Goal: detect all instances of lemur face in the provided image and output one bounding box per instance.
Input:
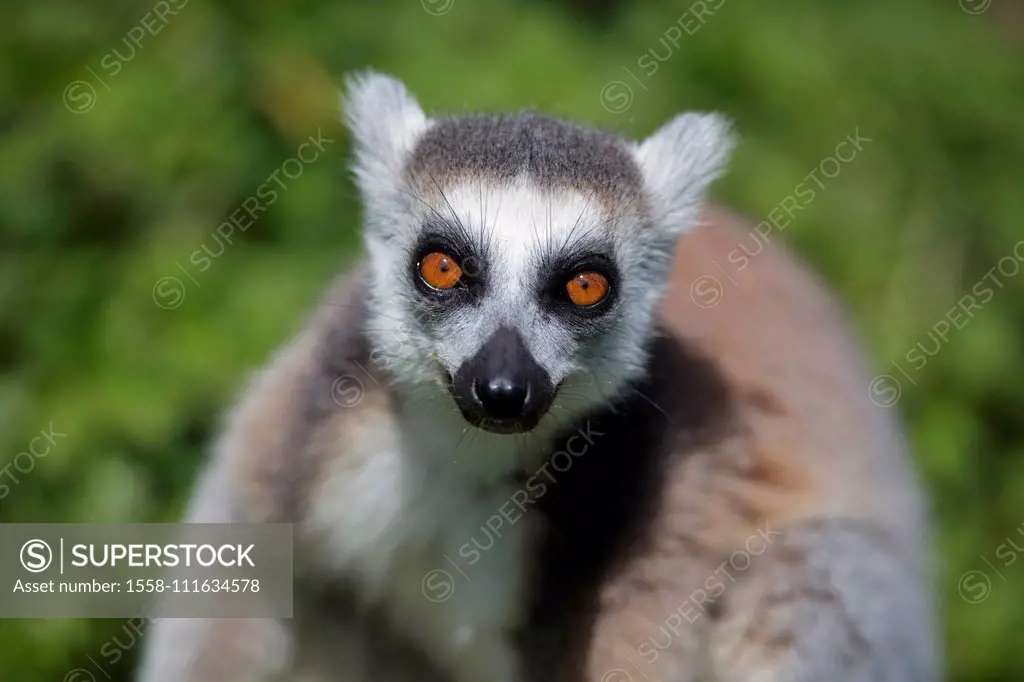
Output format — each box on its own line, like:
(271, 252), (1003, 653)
(344, 73), (732, 434)
(403, 177), (629, 434)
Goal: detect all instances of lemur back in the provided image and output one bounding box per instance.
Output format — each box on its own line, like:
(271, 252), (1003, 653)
(136, 74), (938, 682)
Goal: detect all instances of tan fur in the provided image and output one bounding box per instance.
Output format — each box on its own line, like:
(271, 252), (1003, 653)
(666, 205), (923, 550)
(584, 204), (930, 681)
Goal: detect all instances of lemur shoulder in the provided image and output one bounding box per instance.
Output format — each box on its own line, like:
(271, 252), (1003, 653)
(137, 72), (939, 682)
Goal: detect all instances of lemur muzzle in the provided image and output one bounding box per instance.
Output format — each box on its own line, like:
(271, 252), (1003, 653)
(450, 326), (554, 433)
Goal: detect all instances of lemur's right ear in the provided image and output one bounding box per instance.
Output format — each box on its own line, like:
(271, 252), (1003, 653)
(341, 71), (429, 205)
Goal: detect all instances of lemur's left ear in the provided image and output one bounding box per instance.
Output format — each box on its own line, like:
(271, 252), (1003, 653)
(634, 112), (734, 236)
(341, 71), (429, 204)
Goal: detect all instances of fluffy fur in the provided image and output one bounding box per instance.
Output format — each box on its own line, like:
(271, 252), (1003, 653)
(135, 71), (938, 682)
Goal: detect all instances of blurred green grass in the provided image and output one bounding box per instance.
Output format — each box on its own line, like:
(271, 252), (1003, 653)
(1, 0), (1022, 679)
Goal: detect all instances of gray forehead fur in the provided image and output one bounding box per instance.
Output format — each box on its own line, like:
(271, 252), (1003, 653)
(405, 112), (644, 201)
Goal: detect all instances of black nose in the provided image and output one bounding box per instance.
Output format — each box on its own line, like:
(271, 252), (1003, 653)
(473, 376), (529, 420)
(451, 326), (555, 433)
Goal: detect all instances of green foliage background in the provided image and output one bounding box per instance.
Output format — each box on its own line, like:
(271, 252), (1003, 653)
(1, 0), (1022, 679)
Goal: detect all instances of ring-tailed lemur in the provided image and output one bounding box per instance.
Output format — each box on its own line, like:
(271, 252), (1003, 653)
(136, 72), (939, 682)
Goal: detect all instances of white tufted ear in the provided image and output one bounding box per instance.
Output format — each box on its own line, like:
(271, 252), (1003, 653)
(634, 112), (735, 237)
(341, 71), (430, 207)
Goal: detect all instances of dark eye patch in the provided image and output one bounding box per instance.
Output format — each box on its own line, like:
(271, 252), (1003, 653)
(536, 250), (620, 325)
(409, 218), (487, 304)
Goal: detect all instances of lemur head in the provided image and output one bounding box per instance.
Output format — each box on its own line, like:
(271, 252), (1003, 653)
(343, 71), (733, 437)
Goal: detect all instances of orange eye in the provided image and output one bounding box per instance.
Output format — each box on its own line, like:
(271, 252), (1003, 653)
(566, 271), (609, 307)
(419, 251), (463, 289)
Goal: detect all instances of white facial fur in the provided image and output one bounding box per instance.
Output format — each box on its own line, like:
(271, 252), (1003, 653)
(342, 71), (734, 450)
